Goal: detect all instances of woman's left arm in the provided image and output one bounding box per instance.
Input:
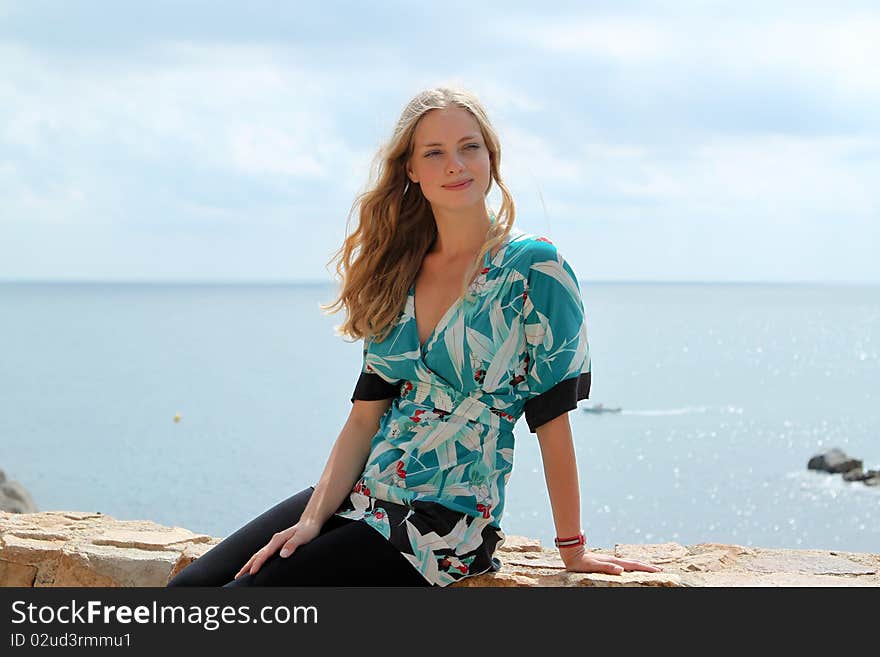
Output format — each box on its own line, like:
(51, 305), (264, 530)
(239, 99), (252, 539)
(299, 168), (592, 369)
(536, 412), (664, 576)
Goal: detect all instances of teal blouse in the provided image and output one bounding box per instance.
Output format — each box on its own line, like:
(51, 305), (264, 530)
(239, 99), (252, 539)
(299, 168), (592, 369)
(337, 227), (591, 586)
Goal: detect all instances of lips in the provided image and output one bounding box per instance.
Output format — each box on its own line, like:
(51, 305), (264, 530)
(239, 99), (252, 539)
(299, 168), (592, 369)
(443, 179), (473, 190)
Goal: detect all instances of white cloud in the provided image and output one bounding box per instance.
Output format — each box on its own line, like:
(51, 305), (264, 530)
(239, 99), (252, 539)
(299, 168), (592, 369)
(0, 41), (367, 184)
(499, 123), (587, 186)
(498, 12), (880, 99)
(691, 16), (880, 98)
(501, 18), (670, 60)
(1, 5), (878, 281)
(688, 134), (878, 217)
(503, 132), (878, 225)
(227, 125), (325, 177)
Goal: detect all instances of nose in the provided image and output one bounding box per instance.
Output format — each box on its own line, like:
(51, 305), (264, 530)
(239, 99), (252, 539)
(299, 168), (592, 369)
(445, 153), (465, 173)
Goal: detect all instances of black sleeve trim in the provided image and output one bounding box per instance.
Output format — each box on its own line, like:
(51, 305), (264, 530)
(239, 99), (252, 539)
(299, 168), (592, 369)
(350, 372), (401, 403)
(524, 372), (591, 433)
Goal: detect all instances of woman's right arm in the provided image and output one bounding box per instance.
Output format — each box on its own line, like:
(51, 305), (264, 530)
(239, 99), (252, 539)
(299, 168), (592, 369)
(298, 397), (394, 527)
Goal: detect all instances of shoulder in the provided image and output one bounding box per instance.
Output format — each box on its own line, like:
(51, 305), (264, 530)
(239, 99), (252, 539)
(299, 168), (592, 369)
(503, 230), (566, 273)
(509, 232), (584, 308)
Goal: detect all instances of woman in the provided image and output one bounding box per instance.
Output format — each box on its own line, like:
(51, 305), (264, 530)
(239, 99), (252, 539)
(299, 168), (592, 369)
(167, 86), (661, 587)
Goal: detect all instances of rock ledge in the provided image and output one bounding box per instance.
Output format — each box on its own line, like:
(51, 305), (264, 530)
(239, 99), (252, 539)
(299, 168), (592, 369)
(2, 511), (878, 587)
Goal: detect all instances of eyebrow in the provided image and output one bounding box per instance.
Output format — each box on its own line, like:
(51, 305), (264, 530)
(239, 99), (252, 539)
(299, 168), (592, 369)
(420, 134), (480, 148)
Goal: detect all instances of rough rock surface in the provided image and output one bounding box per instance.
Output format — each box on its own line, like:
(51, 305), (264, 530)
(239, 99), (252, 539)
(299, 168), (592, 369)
(1, 511), (878, 587)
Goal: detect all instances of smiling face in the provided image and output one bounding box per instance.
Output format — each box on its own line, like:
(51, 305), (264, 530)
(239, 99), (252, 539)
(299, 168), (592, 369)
(406, 106), (491, 212)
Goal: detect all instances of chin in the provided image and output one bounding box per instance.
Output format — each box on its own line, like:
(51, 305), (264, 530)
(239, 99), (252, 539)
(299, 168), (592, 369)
(432, 199), (483, 213)
(434, 191), (483, 205)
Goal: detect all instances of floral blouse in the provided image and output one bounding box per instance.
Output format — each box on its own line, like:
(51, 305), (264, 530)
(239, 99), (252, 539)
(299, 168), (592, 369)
(335, 227), (591, 586)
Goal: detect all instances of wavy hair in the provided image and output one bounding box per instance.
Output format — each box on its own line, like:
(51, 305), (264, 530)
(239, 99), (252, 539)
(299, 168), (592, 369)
(321, 86), (517, 343)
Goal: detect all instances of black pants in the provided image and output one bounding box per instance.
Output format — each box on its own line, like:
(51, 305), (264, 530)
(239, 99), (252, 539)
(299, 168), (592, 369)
(166, 486), (431, 587)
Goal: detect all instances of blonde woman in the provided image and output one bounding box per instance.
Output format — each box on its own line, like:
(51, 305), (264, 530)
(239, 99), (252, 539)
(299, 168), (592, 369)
(167, 86), (661, 587)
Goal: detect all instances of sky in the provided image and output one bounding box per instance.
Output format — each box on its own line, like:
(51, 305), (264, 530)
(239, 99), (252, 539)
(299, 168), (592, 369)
(1, 1), (878, 283)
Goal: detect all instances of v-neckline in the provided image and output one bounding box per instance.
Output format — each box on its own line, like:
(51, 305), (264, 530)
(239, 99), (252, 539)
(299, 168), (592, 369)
(410, 245), (496, 354)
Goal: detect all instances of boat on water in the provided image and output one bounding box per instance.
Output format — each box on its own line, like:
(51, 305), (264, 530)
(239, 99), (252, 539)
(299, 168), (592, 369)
(582, 403), (622, 414)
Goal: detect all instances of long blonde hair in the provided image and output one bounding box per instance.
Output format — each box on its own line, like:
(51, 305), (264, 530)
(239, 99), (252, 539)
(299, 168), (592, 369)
(321, 86), (517, 343)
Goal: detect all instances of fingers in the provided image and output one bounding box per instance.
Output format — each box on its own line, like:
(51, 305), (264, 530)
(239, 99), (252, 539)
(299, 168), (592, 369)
(601, 561), (625, 575)
(564, 552), (666, 576)
(234, 554), (256, 580)
(233, 528), (300, 580)
(236, 549), (270, 579)
(591, 555), (664, 574)
(278, 525), (304, 558)
(615, 559), (663, 573)
(249, 553), (268, 577)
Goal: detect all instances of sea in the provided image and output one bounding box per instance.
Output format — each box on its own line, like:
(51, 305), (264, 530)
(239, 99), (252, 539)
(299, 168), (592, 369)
(1, 281), (877, 554)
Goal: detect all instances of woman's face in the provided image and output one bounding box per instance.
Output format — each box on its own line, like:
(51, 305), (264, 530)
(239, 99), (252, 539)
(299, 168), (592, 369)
(406, 107), (491, 212)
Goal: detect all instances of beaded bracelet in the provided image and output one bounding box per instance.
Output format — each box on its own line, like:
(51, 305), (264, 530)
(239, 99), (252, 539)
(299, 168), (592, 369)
(554, 531), (586, 548)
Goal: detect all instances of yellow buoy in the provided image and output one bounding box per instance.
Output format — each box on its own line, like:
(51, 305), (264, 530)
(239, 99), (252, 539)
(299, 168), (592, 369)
(173, 413), (181, 423)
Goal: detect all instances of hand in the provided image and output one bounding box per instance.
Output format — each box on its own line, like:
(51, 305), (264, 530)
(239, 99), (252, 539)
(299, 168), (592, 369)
(233, 518), (322, 580)
(560, 547), (663, 576)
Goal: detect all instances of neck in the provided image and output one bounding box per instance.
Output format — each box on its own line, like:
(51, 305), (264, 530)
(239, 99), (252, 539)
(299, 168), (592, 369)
(428, 205), (493, 259)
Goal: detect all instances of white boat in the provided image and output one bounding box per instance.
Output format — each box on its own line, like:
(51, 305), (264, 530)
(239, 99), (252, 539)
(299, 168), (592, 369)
(582, 403), (622, 414)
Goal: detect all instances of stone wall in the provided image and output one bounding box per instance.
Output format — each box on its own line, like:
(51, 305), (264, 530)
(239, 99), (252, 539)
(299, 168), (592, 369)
(1, 510), (878, 587)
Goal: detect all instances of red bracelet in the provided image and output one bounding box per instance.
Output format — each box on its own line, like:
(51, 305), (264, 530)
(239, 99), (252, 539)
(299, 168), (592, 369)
(554, 531), (586, 548)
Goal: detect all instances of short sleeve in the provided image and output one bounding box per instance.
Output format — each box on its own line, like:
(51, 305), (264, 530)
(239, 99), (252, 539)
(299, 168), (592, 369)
(350, 335), (402, 403)
(521, 242), (591, 432)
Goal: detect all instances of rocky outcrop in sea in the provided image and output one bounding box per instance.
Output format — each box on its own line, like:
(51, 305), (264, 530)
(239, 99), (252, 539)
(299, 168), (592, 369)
(0, 469), (37, 514)
(808, 448), (880, 486)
